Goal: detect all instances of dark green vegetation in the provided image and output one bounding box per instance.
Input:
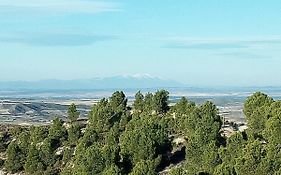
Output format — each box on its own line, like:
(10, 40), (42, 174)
(0, 91), (280, 174)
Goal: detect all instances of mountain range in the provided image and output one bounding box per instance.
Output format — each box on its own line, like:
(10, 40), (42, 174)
(0, 75), (185, 90)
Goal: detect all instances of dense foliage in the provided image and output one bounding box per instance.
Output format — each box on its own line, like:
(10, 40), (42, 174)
(0, 91), (280, 174)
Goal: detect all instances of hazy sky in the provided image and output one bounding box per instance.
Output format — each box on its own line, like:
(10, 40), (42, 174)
(0, 0), (281, 86)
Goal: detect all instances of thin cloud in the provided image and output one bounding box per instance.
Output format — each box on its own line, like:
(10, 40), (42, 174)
(163, 37), (281, 50)
(0, 0), (121, 15)
(163, 42), (247, 50)
(214, 52), (271, 60)
(243, 39), (281, 45)
(0, 33), (116, 46)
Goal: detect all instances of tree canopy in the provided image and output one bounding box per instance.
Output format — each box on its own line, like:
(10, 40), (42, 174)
(1, 91), (281, 175)
(67, 103), (80, 122)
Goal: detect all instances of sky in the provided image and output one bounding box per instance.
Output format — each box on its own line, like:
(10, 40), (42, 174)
(0, 0), (281, 87)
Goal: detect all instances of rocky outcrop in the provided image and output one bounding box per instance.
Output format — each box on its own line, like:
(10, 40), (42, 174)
(0, 170), (25, 175)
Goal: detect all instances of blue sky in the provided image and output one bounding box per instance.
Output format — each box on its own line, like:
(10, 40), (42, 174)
(0, 0), (281, 86)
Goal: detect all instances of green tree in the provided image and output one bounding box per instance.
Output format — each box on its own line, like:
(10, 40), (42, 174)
(153, 90), (169, 114)
(73, 143), (106, 175)
(184, 102), (222, 174)
(244, 92), (273, 118)
(102, 125), (121, 166)
(130, 159), (159, 175)
(260, 113), (281, 174)
(18, 131), (30, 155)
(144, 93), (154, 112)
(39, 138), (58, 168)
(184, 102), (222, 144)
(171, 97), (196, 134)
(133, 91), (145, 112)
(89, 98), (114, 132)
(89, 92), (129, 133)
(263, 114), (281, 145)
(109, 91), (127, 111)
(5, 142), (24, 173)
(68, 103), (80, 122)
(168, 167), (186, 175)
(77, 126), (99, 149)
(120, 128), (155, 168)
(172, 97), (195, 116)
(120, 115), (169, 172)
(102, 164), (122, 175)
(62, 147), (74, 166)
(24, 145), (45, 175)
(185, 140), (221, 174)
(30, 126), (48, 144)
(67, 123), (82, 146)
(234, 140), (266, 175)
(218, 132), (247, 168)
(214, 163), (236, 175)
(244, 92), (273, 137)
(48, 117), (67, 142)
(270, 101), (281, 117)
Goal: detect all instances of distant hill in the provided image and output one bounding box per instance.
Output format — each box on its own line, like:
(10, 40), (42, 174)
(0, 75), (185, 90)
